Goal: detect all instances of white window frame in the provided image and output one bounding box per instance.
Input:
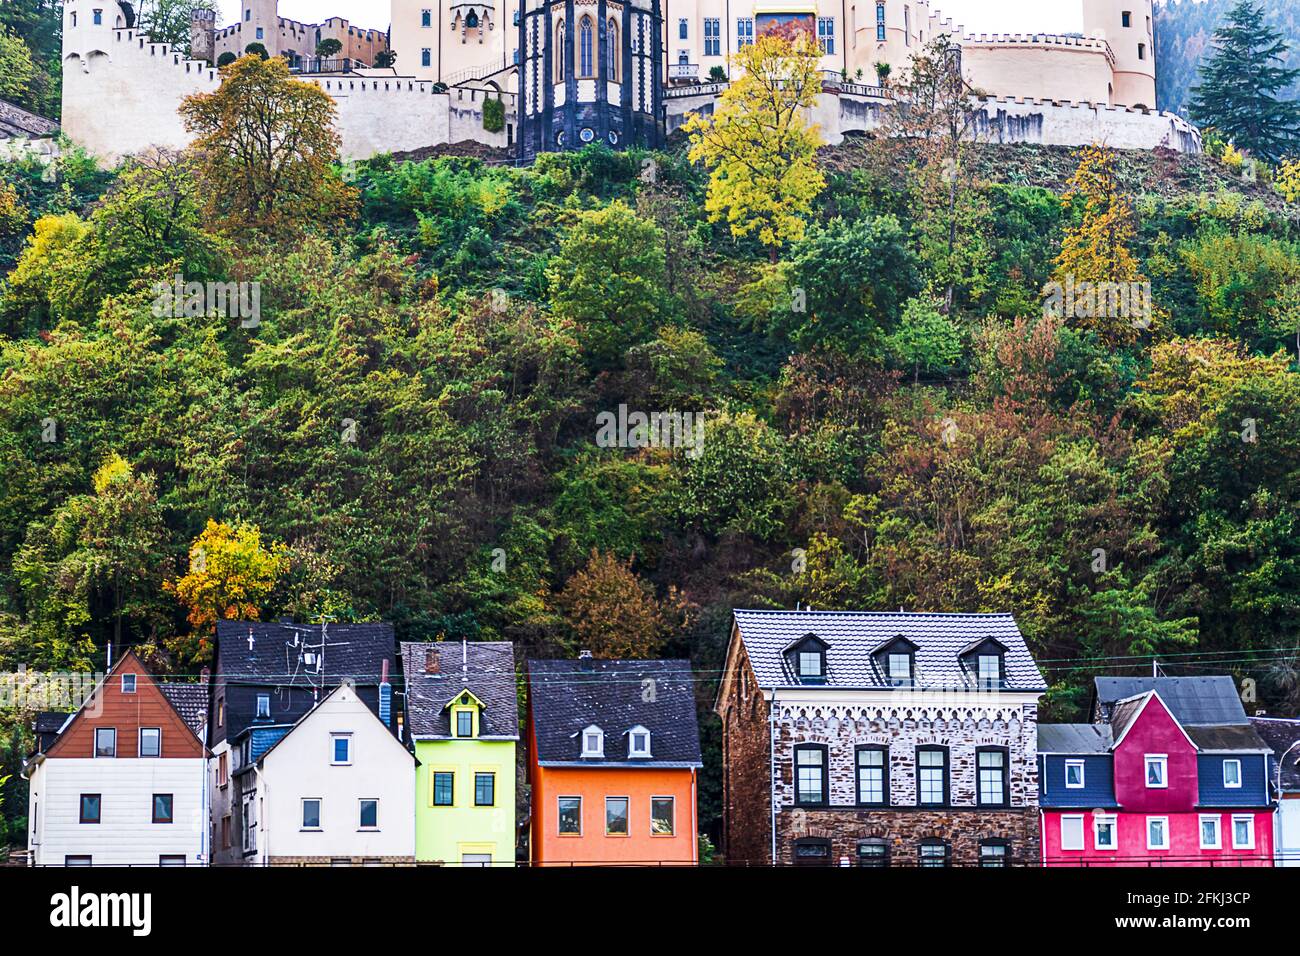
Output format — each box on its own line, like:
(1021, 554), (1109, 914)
(1144, 754), (1168, 789)
(301, 797), (322, 831)
(581, 725), (604, 758)
(1093, 814), (1117, 851)
(1060, 814), (1085, 851)
(1199, 814), (1221, 850)
(628, 725), (652, 758)
(1231, 814), (1255, 850)
(1146, 815), (1170, 850)
(121, 673), (137, 694)
(330, 733), (352, 765)
(1223, 758), (1242, 789)
(358, 798), (379, 831)
(256, 693), (271, 719)
(1064, 759), (1085, 789)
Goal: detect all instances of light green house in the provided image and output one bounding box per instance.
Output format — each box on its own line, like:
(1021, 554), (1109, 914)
(401, 641), (519, 866)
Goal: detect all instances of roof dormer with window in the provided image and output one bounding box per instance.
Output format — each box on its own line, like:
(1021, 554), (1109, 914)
(872, 636), (918, 688)
(959, 638), (1008, 690)
(627, 725), (652, 758)
(580, 724), (604, 758)
(447, 689), (485, 739)
(785, 634), (829, 685)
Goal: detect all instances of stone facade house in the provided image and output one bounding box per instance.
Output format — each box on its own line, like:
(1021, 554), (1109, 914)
(715, 609), (1046, 866)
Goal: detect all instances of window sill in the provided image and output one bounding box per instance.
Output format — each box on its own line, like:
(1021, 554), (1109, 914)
(300, 828), (323, 833)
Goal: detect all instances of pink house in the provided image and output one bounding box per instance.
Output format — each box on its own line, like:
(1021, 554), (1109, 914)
(1040, 678), (1274, 867)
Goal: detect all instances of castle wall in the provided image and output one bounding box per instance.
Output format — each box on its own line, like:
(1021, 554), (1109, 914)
(961, 41), (1114, 106)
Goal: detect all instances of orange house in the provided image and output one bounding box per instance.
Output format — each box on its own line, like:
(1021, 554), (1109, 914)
(526, 655), (702, 866)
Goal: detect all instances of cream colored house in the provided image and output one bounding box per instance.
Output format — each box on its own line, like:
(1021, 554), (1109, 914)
(237, 680), (416, 866)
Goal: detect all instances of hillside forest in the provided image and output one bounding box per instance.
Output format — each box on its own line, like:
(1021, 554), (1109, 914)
(3, 23), (1300, 848)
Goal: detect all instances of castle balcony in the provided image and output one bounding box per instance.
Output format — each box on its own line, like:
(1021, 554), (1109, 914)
(291, 56), (365, 75)
(668, 62), (699, 82)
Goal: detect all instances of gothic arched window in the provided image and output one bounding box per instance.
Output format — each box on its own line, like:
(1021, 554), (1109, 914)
(579, 16), (593, 78)
(607, 18), (619, 76)
(466, 10), (479, 29)
(555, 19), (566, 81)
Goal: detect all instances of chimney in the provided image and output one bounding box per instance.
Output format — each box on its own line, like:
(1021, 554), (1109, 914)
(424, 646), (440, 674)
(578, 649), (593, 670)
(199, 666), (211, 685)
(379, 659), (392, 728)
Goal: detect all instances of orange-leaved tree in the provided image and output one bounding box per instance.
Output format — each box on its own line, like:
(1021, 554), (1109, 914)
(179, 54), (357, 237)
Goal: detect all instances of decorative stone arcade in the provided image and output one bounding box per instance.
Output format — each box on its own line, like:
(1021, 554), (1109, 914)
(517, 0), (663, 160)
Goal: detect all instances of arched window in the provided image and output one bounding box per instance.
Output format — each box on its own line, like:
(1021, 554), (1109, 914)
(607, 19), (619, 76)
(579, 16), (593, 78)
(555, 19), (565, 81)
(466, 10), (479, 29)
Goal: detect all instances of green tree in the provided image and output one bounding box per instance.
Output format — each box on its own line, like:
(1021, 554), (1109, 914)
(547, 200), (666, 367)
(776, 215), (922, 356)
(0, 29), (37, 102)
(1189, 0), (1300, 162)
(887, 296), (964, 382)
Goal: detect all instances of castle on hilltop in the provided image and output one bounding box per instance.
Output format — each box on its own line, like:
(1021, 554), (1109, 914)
(59, 0), (1199, 166)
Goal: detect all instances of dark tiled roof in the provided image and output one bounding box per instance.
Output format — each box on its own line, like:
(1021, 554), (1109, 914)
(215, 621), (394, 686)
(0, 99), (58, 138)
(159, 683), (208, 735)
(1251, 717), (1300, 791)
(527, 658), (702, 767)
(1038, 723), (1112, 753)
(1110, 693), (1150, 743)
(731, 609), (1046, 691)
(400, 641), (519, 739)
(35, 711), (72, 734)
(1186, 724), (1271, 753)
(1095, 677), (1248, 726)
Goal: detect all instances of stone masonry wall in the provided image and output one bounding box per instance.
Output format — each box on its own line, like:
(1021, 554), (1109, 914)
(716, 640), (773, 865)
(772, 701), (1041, 865)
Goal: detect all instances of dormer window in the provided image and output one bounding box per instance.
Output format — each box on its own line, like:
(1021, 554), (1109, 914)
(873, 636), (918, 688)
(959, 638), (1007, 690)
(786, 634), (828, 685)
(449, 691), (482, 738)
(581, 725), (604, 757)
(628, 725), (651, 758)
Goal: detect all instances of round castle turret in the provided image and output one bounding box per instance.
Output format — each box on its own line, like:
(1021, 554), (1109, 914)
(1083, 0), (1157, 109)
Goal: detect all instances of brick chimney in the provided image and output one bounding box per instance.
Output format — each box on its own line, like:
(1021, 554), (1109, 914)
(424, 646), (440, 674)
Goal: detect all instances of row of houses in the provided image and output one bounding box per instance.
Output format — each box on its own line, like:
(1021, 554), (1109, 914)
(23, 610), (1300, 866)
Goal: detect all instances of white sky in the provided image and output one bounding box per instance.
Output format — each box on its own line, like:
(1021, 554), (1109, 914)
(214, 0), (1085, 34)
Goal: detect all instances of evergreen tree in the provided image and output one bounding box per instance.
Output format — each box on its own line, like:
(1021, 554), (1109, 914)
(1188, 0), (1300, 161)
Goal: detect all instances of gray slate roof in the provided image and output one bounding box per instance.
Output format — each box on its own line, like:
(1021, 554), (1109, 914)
(0, 99), (58, 138)
(159, 683), (208, 735)
(731, 609), (1046, 691)
(527, 658), (702, 767)
(215, 621), (394, 686)
(1186, 723), (1271, 753)
(1251, 717), (1300, 791)
(1095, 677), (1248, 726)
(400, 641), (519, 739)
(1038, 723), (1112, 753)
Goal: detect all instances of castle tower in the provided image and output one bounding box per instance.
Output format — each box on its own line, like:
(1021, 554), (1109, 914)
(1083, 0), (1157, 108)
(517, 0), (663, 160)
(190, 7), (216, 63)
(242, 0), (281, 57)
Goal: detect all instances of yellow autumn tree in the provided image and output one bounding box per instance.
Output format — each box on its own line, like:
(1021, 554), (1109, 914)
(1050, 145), (1154, 347)
(684, 30), (826, 259)
(167, 519), (288, 659)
